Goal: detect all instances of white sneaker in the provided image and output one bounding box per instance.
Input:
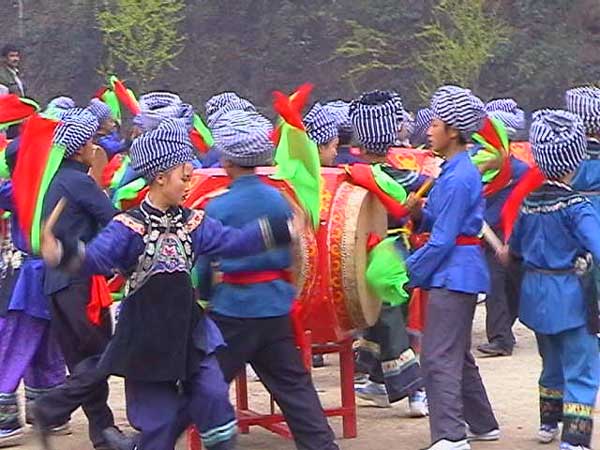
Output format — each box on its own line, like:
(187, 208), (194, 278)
(559, 442), (591, 450)
(466, 427), (500, 442)
(538, 424), (560, 443)
(50, 422), (72, 436)
(425, 439), (471, 450)
(0, 427), (24, 447)
(246, 365), (260, 382)
(355, 381), (391, 408)
(408, 390), (429, 417)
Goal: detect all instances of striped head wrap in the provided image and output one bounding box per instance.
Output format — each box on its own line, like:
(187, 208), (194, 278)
(304, 102), (338, 145)
(86, 98), (113, 124)
(133, 92), (194, 133)
(431, 85), (485, 139)
(212, 110), (274, 167)
(205, 92), (240, 117)
(349, 90), (404, 155)
(323, 100), (352, 135)
(47, 96), (75, 112)
(53, 108), (99, 158)
(45, 96), (76, 120)
(530, 109), (586, 179)
(565, 86), (600, 136)
(410, 108), (434, 147)
(130, 118), (194, 179)
(206, 92), (256, 128)
(485, 98), (525, 137)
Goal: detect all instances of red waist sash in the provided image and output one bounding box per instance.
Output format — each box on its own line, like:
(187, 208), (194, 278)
(220, 270), (292, 285)
(455, 235), (482, 246)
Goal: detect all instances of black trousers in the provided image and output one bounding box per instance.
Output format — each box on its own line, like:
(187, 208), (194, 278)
(212, 313), (339, 450)
(36, 281), (114, 448)
(484, 244), (522, 349)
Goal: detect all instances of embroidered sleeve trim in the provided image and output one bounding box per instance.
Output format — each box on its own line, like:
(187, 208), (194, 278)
(186, 210), (205, 232)
(114, 214), (146, 236)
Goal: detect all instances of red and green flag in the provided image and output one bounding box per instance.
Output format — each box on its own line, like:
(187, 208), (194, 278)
(190, 113), (214, 154)
(471, 116), (512, 197)
(500, 165), (545, 242)
(271, 85), (321, 229)
(0, 134), (9, 179)
(94, 87), (122, 125)
(345, 163), (410, 220)
(0, 94), (39, 128)
(109, 75), (140, 116)
(12, 114), (63, 254)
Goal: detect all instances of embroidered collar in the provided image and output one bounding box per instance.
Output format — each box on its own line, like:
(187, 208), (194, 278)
(523, 180), (585, 214)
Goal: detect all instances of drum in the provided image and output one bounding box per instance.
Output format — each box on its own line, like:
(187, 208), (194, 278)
(185, 167), (387, 342)
(327, 181), (385, 330)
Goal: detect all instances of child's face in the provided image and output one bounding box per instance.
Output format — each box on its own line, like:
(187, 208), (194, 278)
(159, 163), (193, 206)
(428, 118), (455, 154)
(319, 137), (339, 167)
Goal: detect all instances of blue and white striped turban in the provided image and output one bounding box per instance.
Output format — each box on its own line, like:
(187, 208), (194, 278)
(349, 90), (404, 155)
(565, 86), (600, 136)
(485, 98), (525, 137)
(130, 118), (194, 179)
(323, 100), (352, 136)
(410, 108), (434, 147)
(53, 108), (99, 158)
(431, 85), (485, 139)
(133, 92), (194, 133)
(206, 93), (256, 128)
(212, 110), (274, 167)
(304, 102), (338, 145)
(47, 96), (76, 112)
(86, 98), (113, 124)
(205, 92), (240, 117)
(44, 96), (76, 120)
(530, 109), (586, 179)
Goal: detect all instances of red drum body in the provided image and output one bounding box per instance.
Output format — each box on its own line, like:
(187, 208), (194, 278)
(185, 167), (387, 342)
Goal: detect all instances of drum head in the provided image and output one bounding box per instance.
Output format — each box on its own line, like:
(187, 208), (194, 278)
(329, 182), (386, 330)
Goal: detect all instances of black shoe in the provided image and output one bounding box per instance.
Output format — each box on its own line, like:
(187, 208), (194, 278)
(101, 426), (137, 450)
(312, 354), (325, 368)
(29, 403), (54, 450)
(477, 342), (512, 357)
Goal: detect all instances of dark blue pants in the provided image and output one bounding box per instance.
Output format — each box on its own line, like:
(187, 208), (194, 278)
(212, 313), (339, 450)
(125, 355), (236, 450)
(484, 242), (522, 349)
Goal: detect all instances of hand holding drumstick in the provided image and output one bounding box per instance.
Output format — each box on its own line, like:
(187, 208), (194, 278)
(40, 198), (67, 267)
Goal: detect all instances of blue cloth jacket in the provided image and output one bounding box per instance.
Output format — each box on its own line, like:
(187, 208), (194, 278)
(196, 175), (295, 318)
(510, 181), (600, 334)
(0, 182), (51, 319)
(406, 151), (489, 294)
(43, 159), (117, 295)
(572, 139), (600, 214)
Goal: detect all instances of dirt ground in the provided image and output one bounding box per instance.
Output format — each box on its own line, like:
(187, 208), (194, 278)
(16, 305), (600, 450)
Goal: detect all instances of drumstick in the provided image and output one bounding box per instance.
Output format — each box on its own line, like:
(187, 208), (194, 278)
(44, 197), (67, 233)
(414, 177), (434, 199)
(481, 221), (504, 254)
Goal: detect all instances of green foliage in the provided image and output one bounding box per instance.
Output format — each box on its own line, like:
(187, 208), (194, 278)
(416, 0), (511, 101)
(96, 0), (186, 89)
(333, 20), (406, 94)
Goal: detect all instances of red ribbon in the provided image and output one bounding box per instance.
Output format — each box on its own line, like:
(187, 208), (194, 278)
(87, 275), (113, 326)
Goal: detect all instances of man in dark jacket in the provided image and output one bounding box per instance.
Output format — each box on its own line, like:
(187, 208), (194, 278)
(0, 44), (24, 96)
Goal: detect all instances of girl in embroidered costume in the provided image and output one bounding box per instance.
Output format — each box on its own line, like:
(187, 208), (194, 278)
(508, 109), (600, 450)
(39, 118), (295, 450)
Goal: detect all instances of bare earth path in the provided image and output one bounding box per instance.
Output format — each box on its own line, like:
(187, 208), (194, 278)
(18, 305), (600, 450)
